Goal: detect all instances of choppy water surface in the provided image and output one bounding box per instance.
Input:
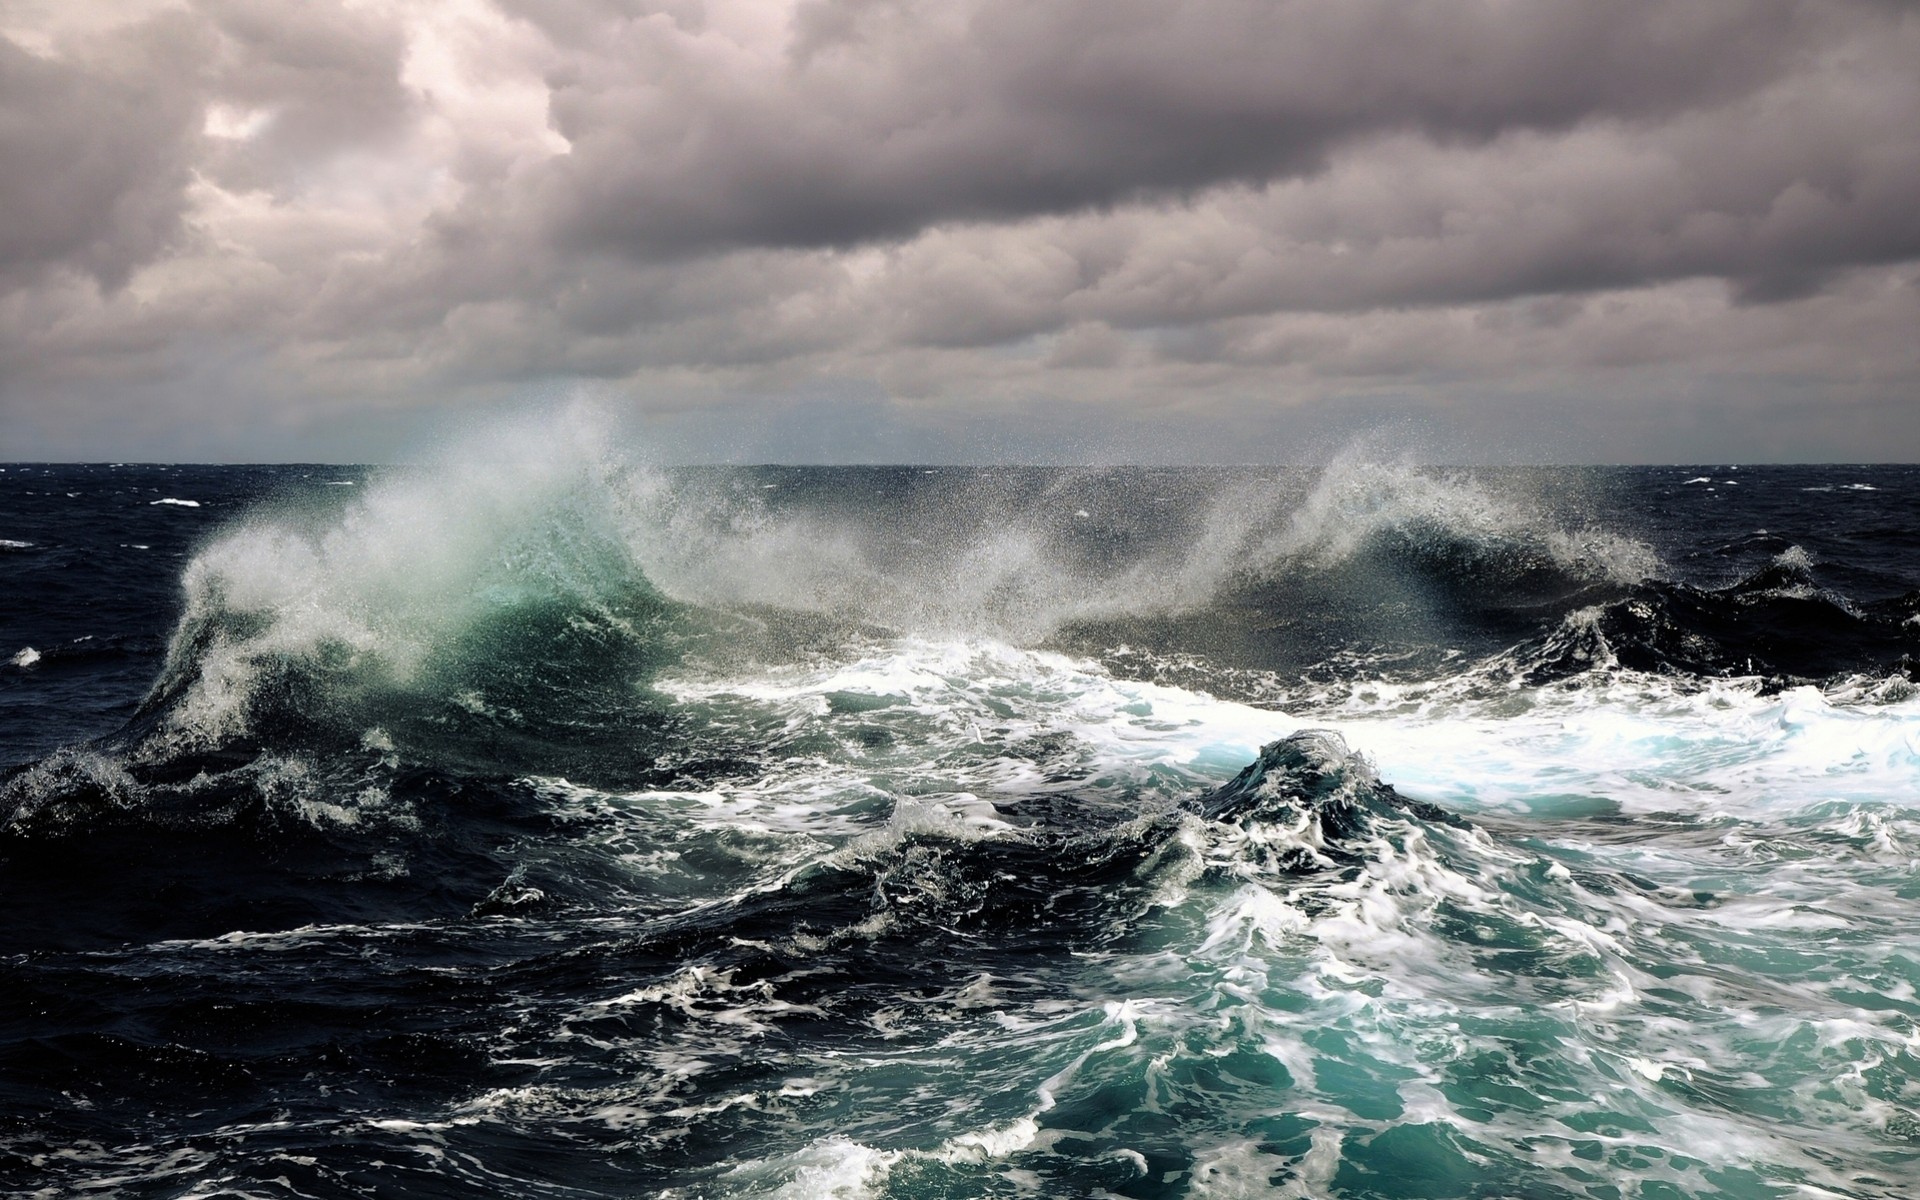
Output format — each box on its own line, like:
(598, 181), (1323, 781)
(3, 442), (1917, 1198)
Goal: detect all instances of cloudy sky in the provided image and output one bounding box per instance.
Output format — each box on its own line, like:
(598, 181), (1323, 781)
(1, 0), (1916, 462)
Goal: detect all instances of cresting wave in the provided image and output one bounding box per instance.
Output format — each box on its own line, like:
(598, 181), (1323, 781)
(1243, 447), (1659, 589)
(143, 434), (668, 757)
(13, 437), (1916, 857)
(124, 432), (1665, 765)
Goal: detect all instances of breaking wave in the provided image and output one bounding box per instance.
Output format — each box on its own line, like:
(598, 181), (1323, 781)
(93, 428), (1666, 783)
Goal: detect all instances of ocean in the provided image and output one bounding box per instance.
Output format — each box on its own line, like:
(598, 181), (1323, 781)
(3, 447), (1918, 1198)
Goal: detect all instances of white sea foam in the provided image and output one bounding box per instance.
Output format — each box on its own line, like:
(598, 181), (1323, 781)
(124, 623), (1901, 1198)
(10, 646), (40, 668)
(1774, 543), (1815, 570)
(653, 638), (1296, 841)
(150, 498), (201, 507)
(1041, 677), (1920, 1199)
(723, 1136), (894, 1199)
(644, 635), (1917, 1187)
(1341, 679), (1920, 824)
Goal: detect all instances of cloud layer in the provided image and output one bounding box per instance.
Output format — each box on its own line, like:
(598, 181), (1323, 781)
(2, 0), (1917, 460)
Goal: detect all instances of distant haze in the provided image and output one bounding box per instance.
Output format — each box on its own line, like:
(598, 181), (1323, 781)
(2, 1), (1917, 463)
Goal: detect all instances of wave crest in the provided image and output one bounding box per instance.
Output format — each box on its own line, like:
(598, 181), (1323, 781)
(144, 422), (672, 759)
(1248, 452), (1659, 591)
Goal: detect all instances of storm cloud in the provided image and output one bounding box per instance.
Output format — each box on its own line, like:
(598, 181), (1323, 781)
(1, 0), (1917, 460)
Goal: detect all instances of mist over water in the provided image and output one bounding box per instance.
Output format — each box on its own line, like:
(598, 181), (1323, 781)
(3, 433), (1918, 1198)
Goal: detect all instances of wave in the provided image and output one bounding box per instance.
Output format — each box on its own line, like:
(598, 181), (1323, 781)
(609, 732), (1444, 975)
(8, 415), (1789, 874)
(1, 721), (1487, 1190)
(9, 586), (1918, 1198)
(1246, 451), (1658, 591)
(19, 424), (1913, 882)
(1056, 456), (1660, 679)
(77, 424), (1661, 773)
(626, 443), (1663, 655)
(138, 421), (678, 773)
(1518, 545), (1920, 687)
(1195, 729), (1461, 843)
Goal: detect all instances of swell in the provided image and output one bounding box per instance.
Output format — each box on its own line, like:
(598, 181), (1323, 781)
(635, 457), (1662, 679)
(22, 719), (1901, 1198)
(1518, 545), (1920, 688)
(16, 448), (1917, 879)
(7, 675), (1917, 1197)
(1039, 457), (1657, 683)
(3, 730), (1460, 1196)
(0, 433), (702, 948)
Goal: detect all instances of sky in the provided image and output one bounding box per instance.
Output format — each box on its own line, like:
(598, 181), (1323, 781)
(1, 0), (1917, 463)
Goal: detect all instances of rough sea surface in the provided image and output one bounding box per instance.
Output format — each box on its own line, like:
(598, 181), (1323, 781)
(4, 442), (1918, 1199)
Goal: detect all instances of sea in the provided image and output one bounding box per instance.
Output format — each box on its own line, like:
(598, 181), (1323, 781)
(3, 439), (1918, 1199)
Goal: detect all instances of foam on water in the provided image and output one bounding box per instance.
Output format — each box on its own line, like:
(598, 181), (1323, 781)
(651, 624), (1920, 850)
(476, 633), (1920, 1195)
(10, 447), (1916, 1197)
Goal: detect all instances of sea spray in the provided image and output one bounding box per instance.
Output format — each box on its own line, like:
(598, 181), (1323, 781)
(145, 417), (669, 754)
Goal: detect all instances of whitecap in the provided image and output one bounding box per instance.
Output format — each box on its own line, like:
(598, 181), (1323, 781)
(723, 1136), (895, 1199)
(150, 498), (201, 507)
(11, 647), (40, 668)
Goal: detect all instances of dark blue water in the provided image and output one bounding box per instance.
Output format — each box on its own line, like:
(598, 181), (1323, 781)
(4, 454), (1918, 1198)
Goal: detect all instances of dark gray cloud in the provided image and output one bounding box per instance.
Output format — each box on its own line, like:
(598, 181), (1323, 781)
(528, 0), (1836, 255)
(1, 0), (1918, 461)
(0, 14), (210, 290)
